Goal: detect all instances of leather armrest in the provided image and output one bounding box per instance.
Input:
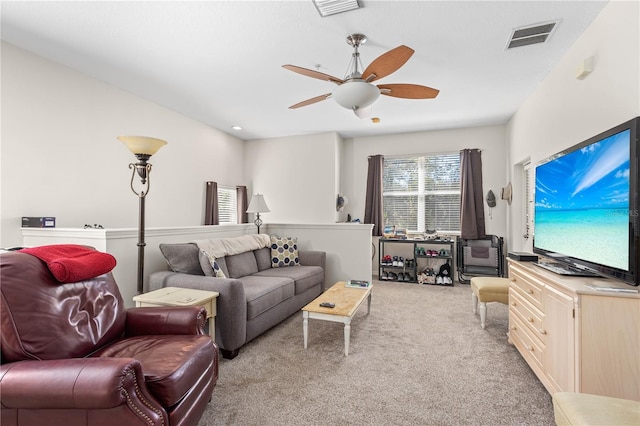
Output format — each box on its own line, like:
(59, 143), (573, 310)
(125, 306), (207, 336)
(0, 358), (160, 412)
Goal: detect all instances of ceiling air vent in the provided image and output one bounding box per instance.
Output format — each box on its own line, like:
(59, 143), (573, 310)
(506, 21), (559, 49)
(312, 0), (360, 17)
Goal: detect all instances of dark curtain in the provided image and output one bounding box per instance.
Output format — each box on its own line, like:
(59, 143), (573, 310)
(204, 181), (219, 225)
(236, 185), (248, 224)
(364, 155), (384, 236)
(460, 149), (486, 239)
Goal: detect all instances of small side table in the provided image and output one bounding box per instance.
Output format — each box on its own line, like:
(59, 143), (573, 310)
(133, 287), (219, 341)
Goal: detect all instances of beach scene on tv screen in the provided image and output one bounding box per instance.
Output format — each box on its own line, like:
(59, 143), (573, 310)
(535, 130), (630, 271)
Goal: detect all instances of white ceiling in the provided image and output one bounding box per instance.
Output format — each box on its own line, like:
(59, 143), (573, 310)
(0, 1), (608, 141)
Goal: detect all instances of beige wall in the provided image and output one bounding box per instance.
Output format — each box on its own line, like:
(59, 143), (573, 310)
(1, 42), (245, 247)
(343, 125), (509, 239)
(244, 132), (343, 224)
(507, 0), (640, 252)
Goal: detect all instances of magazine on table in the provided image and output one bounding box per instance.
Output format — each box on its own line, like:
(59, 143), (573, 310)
(345, 280), (371, 288)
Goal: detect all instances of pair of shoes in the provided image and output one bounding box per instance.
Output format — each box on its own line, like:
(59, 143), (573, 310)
(381, 255), (392, 266)
(438, 249), (450, 257)
(415, 247), (426, 256)
(393, 256), (405, 267)
(380, 271), (388, 280)
(397, 272), (412, 282)
(405, 258), (415, 268)
(388, 272), (398, 281)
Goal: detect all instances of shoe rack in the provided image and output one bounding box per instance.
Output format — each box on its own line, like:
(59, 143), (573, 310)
(378, 238), (454, 285)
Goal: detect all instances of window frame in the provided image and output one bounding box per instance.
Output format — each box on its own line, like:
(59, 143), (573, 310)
(382, 152), (461, 233)
(217, 186), (238, 225)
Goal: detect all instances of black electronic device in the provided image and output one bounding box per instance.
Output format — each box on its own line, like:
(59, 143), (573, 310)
(533, 116), (639, 286)
(319, 302), (335, 308)
(508, 252), (538, 262)
(21, 217), (55, 228)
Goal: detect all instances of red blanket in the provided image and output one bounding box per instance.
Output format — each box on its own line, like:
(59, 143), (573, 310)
(20, 244), (117, 283)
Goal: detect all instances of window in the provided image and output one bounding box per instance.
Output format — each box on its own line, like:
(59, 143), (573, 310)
(383, 153), (461, 232)
(217, 186), (238, 224)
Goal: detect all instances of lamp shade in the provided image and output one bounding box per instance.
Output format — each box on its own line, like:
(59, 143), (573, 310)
(118, 136), (167, 156)
(332, 80), (380, 110)
(246, 194), (270, 213)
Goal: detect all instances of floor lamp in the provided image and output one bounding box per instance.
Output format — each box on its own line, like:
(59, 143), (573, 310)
(118, 136), (167, 294)
(246, 194), (270, 234)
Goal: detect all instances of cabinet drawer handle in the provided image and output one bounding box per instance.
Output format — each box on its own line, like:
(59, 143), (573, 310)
(528, 317), (535, 323)
(510, 325), (517, 330)
(527, 289), (534, 294)
(539, 329), (547, 335)
(527, 345), (534, 352)
(511, 301), (517, 306)
(510, 278), (516, 282)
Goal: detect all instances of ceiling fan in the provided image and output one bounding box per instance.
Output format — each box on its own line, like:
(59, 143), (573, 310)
(283, 34), (439, 118)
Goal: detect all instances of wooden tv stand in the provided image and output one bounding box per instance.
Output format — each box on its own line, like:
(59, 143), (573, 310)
(507, 259), (639, 401)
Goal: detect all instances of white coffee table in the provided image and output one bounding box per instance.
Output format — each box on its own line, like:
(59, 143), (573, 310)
(133, 287), (219, 341)
(301, 281), (372, 356)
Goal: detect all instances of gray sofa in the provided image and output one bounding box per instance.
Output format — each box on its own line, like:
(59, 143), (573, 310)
(149, 237), (325, 359)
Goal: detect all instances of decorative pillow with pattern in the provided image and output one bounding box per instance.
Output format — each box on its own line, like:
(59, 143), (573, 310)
(270, 236), (300, 268)
(201, 249), (226, 278)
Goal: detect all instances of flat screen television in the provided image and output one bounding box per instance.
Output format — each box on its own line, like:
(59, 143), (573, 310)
(533, 116), (639, 286)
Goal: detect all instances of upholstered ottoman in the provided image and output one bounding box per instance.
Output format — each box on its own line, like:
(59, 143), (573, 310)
(553, 392), (640, 426)
(470, 276), (510, 329)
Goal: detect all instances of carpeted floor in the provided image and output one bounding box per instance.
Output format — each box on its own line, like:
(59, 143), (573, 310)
(199, 280), (555, 425)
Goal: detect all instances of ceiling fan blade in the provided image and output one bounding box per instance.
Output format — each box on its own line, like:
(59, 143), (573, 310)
(377, 84), (440, 99)
(362, 45), (414, 82)
(289, 93), (332, 109)
(282, 65), (344, 84)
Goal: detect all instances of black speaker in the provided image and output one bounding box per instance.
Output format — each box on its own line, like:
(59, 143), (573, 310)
(508, 252), (538, 262)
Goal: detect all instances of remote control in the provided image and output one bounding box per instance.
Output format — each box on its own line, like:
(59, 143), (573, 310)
(319, 302), (335, 308)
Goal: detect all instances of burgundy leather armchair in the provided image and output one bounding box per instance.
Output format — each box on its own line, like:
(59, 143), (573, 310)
(0, 250), (218, 426)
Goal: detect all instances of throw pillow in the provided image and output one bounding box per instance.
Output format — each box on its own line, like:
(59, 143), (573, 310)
(200, 249), (226, 278)
(159, 243), (203, 275)
(270, 236), (300, 268)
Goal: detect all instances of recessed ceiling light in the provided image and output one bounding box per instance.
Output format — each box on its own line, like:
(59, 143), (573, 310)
(231, 125), (243, 131)
(372, 117), (380, 123)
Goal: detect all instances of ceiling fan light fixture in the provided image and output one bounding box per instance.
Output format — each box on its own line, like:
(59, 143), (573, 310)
(353, 106), (372, 119)
(332, 80), (380, 110)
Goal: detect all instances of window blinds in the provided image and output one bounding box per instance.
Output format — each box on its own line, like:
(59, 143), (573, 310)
(217, 186), (238, 224)
(383, 153), (461, 232)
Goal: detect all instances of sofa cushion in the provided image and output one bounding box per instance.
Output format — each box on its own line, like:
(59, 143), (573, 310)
(159, 243), (203, 275)
(270, 236), (300, 268)
(255, 247), (272, 271)
(238, 275), (295, 320)
(199, 250), (226, 278)
(225, 251), (258, 278)
(91, 334), (213, 407)
(254, 265), (324, 295)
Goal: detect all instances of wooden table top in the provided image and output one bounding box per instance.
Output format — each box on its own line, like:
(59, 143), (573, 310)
(302, 281), (372, 317)
(133, 286), (219, 306)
